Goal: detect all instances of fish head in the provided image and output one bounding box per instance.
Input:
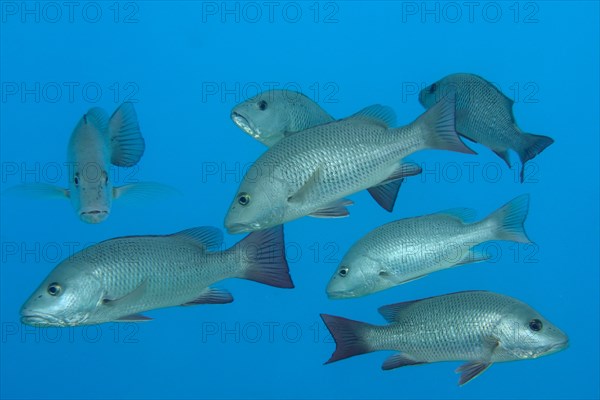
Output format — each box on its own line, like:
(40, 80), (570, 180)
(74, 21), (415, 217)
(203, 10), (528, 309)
(326, 254), (393, 299)
(494, 303), (569, 360)
(20, 260), (103, 327)
(69, 163), (113, 223)
(231, 90), (292, 146)
(224, 177), (287, 234)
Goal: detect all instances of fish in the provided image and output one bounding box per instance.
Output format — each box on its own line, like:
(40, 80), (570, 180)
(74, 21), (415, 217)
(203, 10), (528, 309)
(419, 73), (554, 182)
(20, 226), (293, 327)
(231, 89), (335, 147)
(231, 90), (422, 211)
(327, 194), (531, 299)
(6, 102), (171, 223)
(321, 291), (568, 386)
(224, 95), (474, 234)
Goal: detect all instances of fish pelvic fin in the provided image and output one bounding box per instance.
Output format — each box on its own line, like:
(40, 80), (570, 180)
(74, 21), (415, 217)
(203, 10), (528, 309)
(109, 102), (145, 167)
(456, 361), (493, 386)
(231, 225), (294, 289)
(406, 91), (475, 155)
(516, 132), (554, 182)
(320, 314), (376, 364)
(484, 194), (532, 243)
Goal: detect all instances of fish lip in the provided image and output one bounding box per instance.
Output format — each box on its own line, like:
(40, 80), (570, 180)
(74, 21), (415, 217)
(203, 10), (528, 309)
(20, 310), (65, 327)
(231, 112), (258, 138)
(226, 223), (254, 235)
(326, 290), (355, 300)
(79, 210), (109, 223)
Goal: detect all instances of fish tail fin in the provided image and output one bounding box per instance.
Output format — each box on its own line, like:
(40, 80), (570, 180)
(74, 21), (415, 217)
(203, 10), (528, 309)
(232, 226), (294, 289)
(321, 314), (376, 364)
(484, 194), (532, 243)
(405, 92), (475, 155)
(109, 102), (145, 167)
(516, 133), (554, 182)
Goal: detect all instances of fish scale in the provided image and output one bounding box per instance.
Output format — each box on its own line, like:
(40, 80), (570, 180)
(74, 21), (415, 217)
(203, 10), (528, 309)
(321, 291), (568, 385)
(327, 195), (531, 299)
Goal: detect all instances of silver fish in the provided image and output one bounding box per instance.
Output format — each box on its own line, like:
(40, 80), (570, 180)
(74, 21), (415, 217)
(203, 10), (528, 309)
(327, 194), (531, 299)
(20, 226), (293, 327)
(231, 89), (335, 147)
(6, 103), (169, 223)
(419, 73), (554, 182)
(322, 291), (568, 385)
(231, 90), (421, 211)
(225, 97), (474, 234)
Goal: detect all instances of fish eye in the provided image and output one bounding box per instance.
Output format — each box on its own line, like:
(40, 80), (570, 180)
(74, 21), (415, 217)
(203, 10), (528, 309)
(102, 171), (109, 184)
(529, 319), (543, 332)
(258, 100), (268, 111)
(338, 267), (349, 277)
(74, 174), (80, 186)
(429, 83), (437, 93)
(47, 282), (62, 296)
(238, 192), (251, 206)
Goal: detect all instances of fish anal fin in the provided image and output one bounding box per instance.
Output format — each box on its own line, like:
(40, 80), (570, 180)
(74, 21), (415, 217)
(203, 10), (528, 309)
(115, 314), (152, 322)
(182, 287), (233, 306)
(454, 248), (492, 266)
(382, 353), (427, 370)
(456, 361), (493, 386)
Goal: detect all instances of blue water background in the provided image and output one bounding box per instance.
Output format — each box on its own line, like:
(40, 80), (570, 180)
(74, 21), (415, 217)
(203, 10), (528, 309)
(1, 1), (598, 399)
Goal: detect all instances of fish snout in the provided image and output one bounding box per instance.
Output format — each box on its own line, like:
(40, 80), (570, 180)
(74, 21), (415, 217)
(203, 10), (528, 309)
(20, 308), (63, 327)
(231, 112), (257, 138)
(79, 209), (109, 224)
(226, 222), (254, 235)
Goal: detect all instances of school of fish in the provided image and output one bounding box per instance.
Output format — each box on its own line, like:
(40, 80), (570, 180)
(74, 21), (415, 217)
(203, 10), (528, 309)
(16, 72), (564, 386)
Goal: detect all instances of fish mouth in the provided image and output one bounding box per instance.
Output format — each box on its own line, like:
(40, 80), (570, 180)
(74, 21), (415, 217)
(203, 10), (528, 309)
(20, 310), (66, 327)
(79, 210), (109, 224)
(231, 112), (259, 139)
(326, 289), (356, 300)
(546, 339), (569, 354)
(226, 223), (256, 235)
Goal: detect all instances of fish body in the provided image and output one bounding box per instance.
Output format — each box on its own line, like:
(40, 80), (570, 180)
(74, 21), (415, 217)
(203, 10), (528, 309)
(231, 89), (335, 146)
(20, 226), (293, 326)
(225, 97), (474, 234)
(327, 195), (531, 298)
(419, 73), (554, 181)
(322, 291), (568, 385)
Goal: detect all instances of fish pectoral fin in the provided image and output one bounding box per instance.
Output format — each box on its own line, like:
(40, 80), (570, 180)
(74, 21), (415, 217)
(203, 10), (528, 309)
(347, 104), (397, 128)
(454, 248), (492, 266)
(3, 183), (69, 200)
(109, 102), (145, 167)
(113, 182), (179, 201)
(181, 287), (234, 306)
(309, 199), (354, 218)
(115, 314), (153, 322)
(382, 353), (427, 370)
(287, 167), (323, 205)
(103, 279), (148, 308)
(455, 361), (493, 386)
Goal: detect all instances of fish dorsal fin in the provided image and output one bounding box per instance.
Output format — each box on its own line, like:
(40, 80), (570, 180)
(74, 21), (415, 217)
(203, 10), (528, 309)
(440, 207), (478, 223)
(103, 279), (148, 308)
(109, 102), (145, 167)
(378, 299), (421, 323)
(170, 227), (224, 251)
(347, 104), (397, 128)
(181, 287), (234, 306)
(84, 107), (109, 132)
